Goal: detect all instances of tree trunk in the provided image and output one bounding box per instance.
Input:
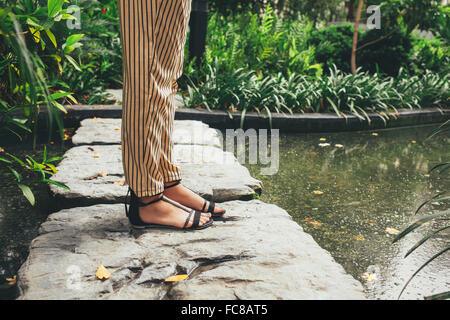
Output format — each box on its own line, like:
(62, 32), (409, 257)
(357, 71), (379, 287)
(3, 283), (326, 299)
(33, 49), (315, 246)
(351, 0), (364, 74)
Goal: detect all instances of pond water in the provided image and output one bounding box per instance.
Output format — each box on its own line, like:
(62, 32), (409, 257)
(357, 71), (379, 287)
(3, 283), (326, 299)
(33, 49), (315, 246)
(0, 143), (67, 299)
(242, 124), (449, 299)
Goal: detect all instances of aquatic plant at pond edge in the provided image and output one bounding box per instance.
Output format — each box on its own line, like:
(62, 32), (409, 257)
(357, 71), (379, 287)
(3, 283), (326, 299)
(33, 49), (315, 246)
(393, 120), (450, 300)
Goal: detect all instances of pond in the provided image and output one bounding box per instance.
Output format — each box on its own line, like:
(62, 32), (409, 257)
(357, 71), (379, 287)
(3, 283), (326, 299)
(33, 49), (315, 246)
(243, 124), (449, 299)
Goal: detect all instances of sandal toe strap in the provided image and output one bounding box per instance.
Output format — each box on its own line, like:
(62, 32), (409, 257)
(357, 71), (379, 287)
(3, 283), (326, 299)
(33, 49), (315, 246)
(192, 211), (201, 228)
(207, 201), (215, 213)
(182, 210), (194, 229)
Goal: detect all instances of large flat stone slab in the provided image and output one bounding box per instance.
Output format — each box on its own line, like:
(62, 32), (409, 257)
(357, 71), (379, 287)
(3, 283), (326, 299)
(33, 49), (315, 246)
(72, 119), (223, 148)
(50, 144), (262, 207)
(17, 201), (365, 300)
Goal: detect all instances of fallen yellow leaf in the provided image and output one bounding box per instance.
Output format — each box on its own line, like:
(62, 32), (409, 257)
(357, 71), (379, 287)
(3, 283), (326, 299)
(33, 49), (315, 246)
(319, 137), (327, 142)
(164, 274), (188, 282)
(335, 144), (344, 148)
(385, 227), (400, 235)
(95, 264), (111, 280)
(93, 117), (99, 120)
(353, 235), (364, 241)
(424, 174), (430, 177)
(371, 132), (379, 136)
(115, 127), (120, 131)
(318, 143), (330, 147)
(313, 190), (324, 195)
(5, 275), (16, 285)
(305, 218), (323, 227)
(93, 154), (101, 158)
(362, 272), (377, 281)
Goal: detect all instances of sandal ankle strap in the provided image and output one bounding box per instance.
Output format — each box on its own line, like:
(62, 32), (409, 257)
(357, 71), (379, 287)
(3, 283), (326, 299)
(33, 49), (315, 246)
(136, 193), (164, 207)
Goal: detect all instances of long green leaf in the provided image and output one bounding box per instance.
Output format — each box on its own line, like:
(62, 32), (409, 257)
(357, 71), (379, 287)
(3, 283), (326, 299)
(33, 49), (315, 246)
(398, 247), (450, 299)
(18, 183), (35, 206)
(393, 210), (450, 243)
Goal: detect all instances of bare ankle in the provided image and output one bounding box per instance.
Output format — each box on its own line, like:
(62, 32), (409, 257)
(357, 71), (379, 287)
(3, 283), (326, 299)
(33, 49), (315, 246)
(139, 194), (162, 204)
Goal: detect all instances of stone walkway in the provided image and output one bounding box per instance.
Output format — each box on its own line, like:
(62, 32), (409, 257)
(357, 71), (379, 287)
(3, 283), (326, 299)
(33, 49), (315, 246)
(17, 119), (365, 300)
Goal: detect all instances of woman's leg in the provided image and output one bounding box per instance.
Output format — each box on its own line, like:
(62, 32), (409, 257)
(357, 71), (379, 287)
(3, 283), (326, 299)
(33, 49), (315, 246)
(118, 0), (211, 227)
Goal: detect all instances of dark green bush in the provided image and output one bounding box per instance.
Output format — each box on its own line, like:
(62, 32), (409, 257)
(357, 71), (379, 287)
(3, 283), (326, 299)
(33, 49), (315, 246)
(307, 24), (355, 74)
(358, 28), (413, 77)
(408, 35), (449, 75)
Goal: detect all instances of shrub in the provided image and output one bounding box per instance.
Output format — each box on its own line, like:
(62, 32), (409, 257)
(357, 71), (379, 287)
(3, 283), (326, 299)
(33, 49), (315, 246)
(358, 28), (413, 77)
(181, 2), (322, 91)
(408, 35), (449, 75)
(307, 24), (355, 74)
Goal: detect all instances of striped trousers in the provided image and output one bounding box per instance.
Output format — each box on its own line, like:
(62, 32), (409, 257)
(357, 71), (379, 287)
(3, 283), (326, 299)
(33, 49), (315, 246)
(117, 0), (192, 197)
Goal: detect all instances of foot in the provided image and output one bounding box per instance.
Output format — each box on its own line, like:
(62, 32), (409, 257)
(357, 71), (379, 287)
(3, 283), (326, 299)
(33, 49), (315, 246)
(138, 194), (211, 228)
(163, 182), (226, 215)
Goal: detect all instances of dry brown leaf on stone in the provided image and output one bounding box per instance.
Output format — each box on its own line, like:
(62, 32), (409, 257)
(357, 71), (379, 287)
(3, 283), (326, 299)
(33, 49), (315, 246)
(88, 147), (95, 151)
(114, 179), (125, 186)
(95, 264), (111, 280)
(164, 274), (188, 282)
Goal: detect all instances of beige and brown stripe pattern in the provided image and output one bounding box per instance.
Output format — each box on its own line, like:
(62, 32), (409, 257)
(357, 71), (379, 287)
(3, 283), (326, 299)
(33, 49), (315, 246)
(117, 0), (192, 197)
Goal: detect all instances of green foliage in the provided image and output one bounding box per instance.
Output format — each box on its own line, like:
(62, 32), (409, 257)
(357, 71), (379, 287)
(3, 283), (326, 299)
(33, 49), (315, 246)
(183, 62), (449, 125)
(408, 35), (449, 75)
(183, 2), (322, 90)
(358, 28), (413, 76)
(308, 24), (355, 74)
(0, 0), (76, 203)
(0, 145), (68, 206)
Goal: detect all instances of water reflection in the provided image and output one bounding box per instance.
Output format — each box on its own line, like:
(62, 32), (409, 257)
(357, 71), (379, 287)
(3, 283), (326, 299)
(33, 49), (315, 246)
(243, 124), (449, 299)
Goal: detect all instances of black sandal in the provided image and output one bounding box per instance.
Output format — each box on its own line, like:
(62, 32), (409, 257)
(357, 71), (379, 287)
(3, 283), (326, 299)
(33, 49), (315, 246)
(200, 200), (226, 218)
(164, 180), (226, 218)
(124, 187), (213, 230)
